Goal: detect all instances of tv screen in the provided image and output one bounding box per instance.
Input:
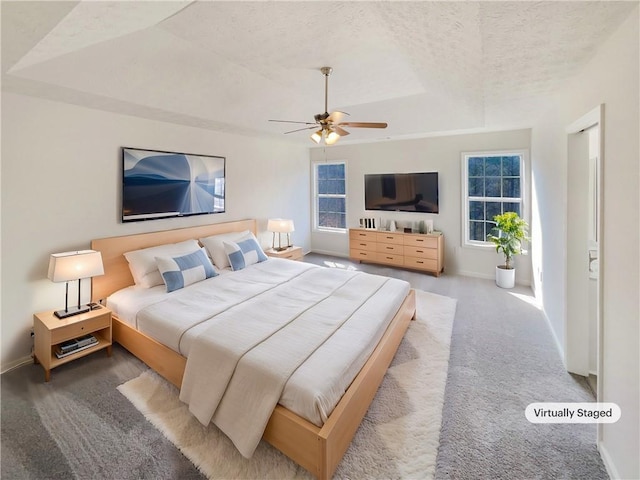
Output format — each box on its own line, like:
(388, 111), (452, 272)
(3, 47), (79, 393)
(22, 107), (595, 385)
(365, 172), (439, 213)
(122, 147), (225, 222)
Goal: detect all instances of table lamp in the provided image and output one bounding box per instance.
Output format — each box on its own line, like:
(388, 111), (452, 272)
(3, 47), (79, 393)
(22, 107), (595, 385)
(48, 250), (104, 319)
(267, 219), (295, 251)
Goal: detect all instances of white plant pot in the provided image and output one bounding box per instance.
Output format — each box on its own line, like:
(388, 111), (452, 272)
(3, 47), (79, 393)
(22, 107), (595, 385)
(496, 266), (515, 289)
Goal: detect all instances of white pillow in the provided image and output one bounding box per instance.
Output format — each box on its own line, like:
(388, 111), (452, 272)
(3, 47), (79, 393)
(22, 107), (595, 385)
(124, 239), (200, 288)
(199, 230), (254, 269)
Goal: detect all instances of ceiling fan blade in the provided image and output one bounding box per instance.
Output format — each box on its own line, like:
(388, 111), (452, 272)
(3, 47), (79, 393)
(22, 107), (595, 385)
(284, 125), (318, 134)
(269, 119), (316, 125)
(327, 111), (350, 124)
(334, 126), (350, 136)
(338, 122), (388, 129)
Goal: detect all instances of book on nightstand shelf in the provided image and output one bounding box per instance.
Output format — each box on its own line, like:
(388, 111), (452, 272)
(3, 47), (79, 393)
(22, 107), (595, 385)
(54, 334), (98, 358)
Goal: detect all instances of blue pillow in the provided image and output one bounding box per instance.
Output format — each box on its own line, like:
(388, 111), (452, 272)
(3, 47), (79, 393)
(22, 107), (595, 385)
(155, 248), (217, 292)
(224, 237), (268, 271)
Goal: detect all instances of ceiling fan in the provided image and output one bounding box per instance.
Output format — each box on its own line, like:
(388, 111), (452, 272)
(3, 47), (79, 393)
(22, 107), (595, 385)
(269, 67), (388, 145)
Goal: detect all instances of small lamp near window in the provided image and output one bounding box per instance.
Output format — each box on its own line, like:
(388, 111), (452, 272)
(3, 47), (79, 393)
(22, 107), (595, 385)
(48, 250), (104, 319)
(267, 219), (295, 251)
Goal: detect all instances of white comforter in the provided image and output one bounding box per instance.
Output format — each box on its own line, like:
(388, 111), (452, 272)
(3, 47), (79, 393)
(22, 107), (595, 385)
(109, 258), (410, 458)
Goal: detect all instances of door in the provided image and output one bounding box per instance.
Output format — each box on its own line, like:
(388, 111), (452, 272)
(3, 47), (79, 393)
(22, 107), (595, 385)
(566, 128), (592, 376)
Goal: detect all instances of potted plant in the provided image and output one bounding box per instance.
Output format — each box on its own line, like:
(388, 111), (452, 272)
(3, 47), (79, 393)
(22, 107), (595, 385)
(487, 211), (529, 288)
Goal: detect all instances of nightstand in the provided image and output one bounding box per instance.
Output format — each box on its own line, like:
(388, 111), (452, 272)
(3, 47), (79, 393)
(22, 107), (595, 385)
(265, 246), (304, 261)
(33, 306), (112, 382)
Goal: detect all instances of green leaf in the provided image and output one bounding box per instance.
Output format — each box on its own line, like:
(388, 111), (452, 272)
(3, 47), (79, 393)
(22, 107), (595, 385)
(489, 211), (529, 264)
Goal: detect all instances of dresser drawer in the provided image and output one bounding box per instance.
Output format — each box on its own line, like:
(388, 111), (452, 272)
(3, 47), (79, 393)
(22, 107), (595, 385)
(403, 235), (439, 248)
(376, 252), (404, 267)
(50, 313), (111, 344)
(350, 249), (377, 261)
(376, 242), (404, 255)
(404, 257), (438, 271)
(404, 245), (437, 260)
(376, 232), (404, 245)
(349, 229), (378, 242)
(351, 239), (377, 252)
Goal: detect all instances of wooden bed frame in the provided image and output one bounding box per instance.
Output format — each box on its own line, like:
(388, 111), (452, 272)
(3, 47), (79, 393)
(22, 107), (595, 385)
(91, 219), (416, 480)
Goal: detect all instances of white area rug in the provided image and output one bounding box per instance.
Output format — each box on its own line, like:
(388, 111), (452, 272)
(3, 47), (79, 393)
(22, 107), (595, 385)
(118, 290), (456, 479)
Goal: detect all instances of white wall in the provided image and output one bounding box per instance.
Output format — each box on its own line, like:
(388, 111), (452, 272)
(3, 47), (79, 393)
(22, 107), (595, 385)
(529, 119), (565, 347)
(0, 93), (310, 371)
(310, 130), (532, 283)
(531, 7), (639, 478)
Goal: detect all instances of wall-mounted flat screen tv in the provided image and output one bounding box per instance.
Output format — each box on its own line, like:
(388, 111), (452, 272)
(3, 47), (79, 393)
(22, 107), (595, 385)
(365, 172), (439, 213)
(122, 147), (225, 222)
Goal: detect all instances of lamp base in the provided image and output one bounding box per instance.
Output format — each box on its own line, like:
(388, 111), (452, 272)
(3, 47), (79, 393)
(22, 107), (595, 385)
(54, 305), (90, 319)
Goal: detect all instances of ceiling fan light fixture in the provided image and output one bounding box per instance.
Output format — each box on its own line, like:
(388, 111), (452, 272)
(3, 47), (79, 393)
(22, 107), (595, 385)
(325, 129), (340, 145)
(310, 129), (323, 144)
(270, 67), (387, 143)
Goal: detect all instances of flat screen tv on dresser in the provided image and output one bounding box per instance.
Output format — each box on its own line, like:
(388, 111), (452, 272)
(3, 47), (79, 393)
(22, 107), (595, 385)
(122, 147), (225, 222)
(364, 172), (439, 213)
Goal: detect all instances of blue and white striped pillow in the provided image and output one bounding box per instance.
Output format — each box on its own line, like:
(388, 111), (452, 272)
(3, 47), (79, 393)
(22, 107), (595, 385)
(224, 237), (268, 271)
(155, 248), (217, 292)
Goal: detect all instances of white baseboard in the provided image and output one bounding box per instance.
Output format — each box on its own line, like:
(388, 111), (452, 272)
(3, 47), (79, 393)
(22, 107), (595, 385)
(598, 441), (620, 480)
(308, 249), (349, 258)
(1, 354), (33, 374)
(456, 269), (533, 287)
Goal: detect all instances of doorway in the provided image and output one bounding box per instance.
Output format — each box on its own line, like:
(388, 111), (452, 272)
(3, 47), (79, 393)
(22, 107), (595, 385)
(565, 105), (604, 438)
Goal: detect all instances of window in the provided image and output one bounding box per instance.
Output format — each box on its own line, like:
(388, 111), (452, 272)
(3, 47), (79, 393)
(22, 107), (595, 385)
(462, 151), (526, 246)
(314, 162), (346, 231)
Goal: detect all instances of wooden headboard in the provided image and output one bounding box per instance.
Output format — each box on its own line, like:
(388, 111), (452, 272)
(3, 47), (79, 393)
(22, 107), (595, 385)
(91, 219), (257, 302)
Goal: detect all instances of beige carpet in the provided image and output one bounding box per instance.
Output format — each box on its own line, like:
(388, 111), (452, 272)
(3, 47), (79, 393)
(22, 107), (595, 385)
(118, 290), (456, 479)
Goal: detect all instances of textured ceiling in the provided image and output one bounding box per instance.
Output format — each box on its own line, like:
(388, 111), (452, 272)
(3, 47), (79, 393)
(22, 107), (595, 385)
(2, 1), (636, 144)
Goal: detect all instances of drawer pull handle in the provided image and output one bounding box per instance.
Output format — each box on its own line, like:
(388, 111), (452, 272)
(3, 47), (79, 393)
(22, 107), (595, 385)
(386, 256), (393, 260)
(359, 243), (366, 246)
(386, 246), (393, 250)
(416, 250), (424, 253)
(416, 239), (424, 243)
(417, 261), (424, 264)
(385, 236), (393, 239)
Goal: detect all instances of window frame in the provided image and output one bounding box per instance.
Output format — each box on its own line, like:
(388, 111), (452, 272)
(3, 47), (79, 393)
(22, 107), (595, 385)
(461, 150), (528, 249)
(312, 160), (347, 233)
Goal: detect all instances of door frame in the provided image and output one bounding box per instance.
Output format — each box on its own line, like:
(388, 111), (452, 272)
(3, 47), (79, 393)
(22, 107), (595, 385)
(565, 104), (604, 442)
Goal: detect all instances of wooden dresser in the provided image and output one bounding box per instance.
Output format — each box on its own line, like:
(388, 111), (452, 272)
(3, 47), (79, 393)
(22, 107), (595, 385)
(349, 228), (444, 276)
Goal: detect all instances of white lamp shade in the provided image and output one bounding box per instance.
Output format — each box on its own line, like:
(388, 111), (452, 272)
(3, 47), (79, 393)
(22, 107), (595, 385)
(47, 250), (104, 282)
(325, 130), (340, 145)
(310, 130), (322, 144)
(267, 218), (295, 233)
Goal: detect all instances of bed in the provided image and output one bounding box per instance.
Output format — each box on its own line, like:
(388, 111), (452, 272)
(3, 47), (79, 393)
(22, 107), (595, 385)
(91, 219), (416, 479)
